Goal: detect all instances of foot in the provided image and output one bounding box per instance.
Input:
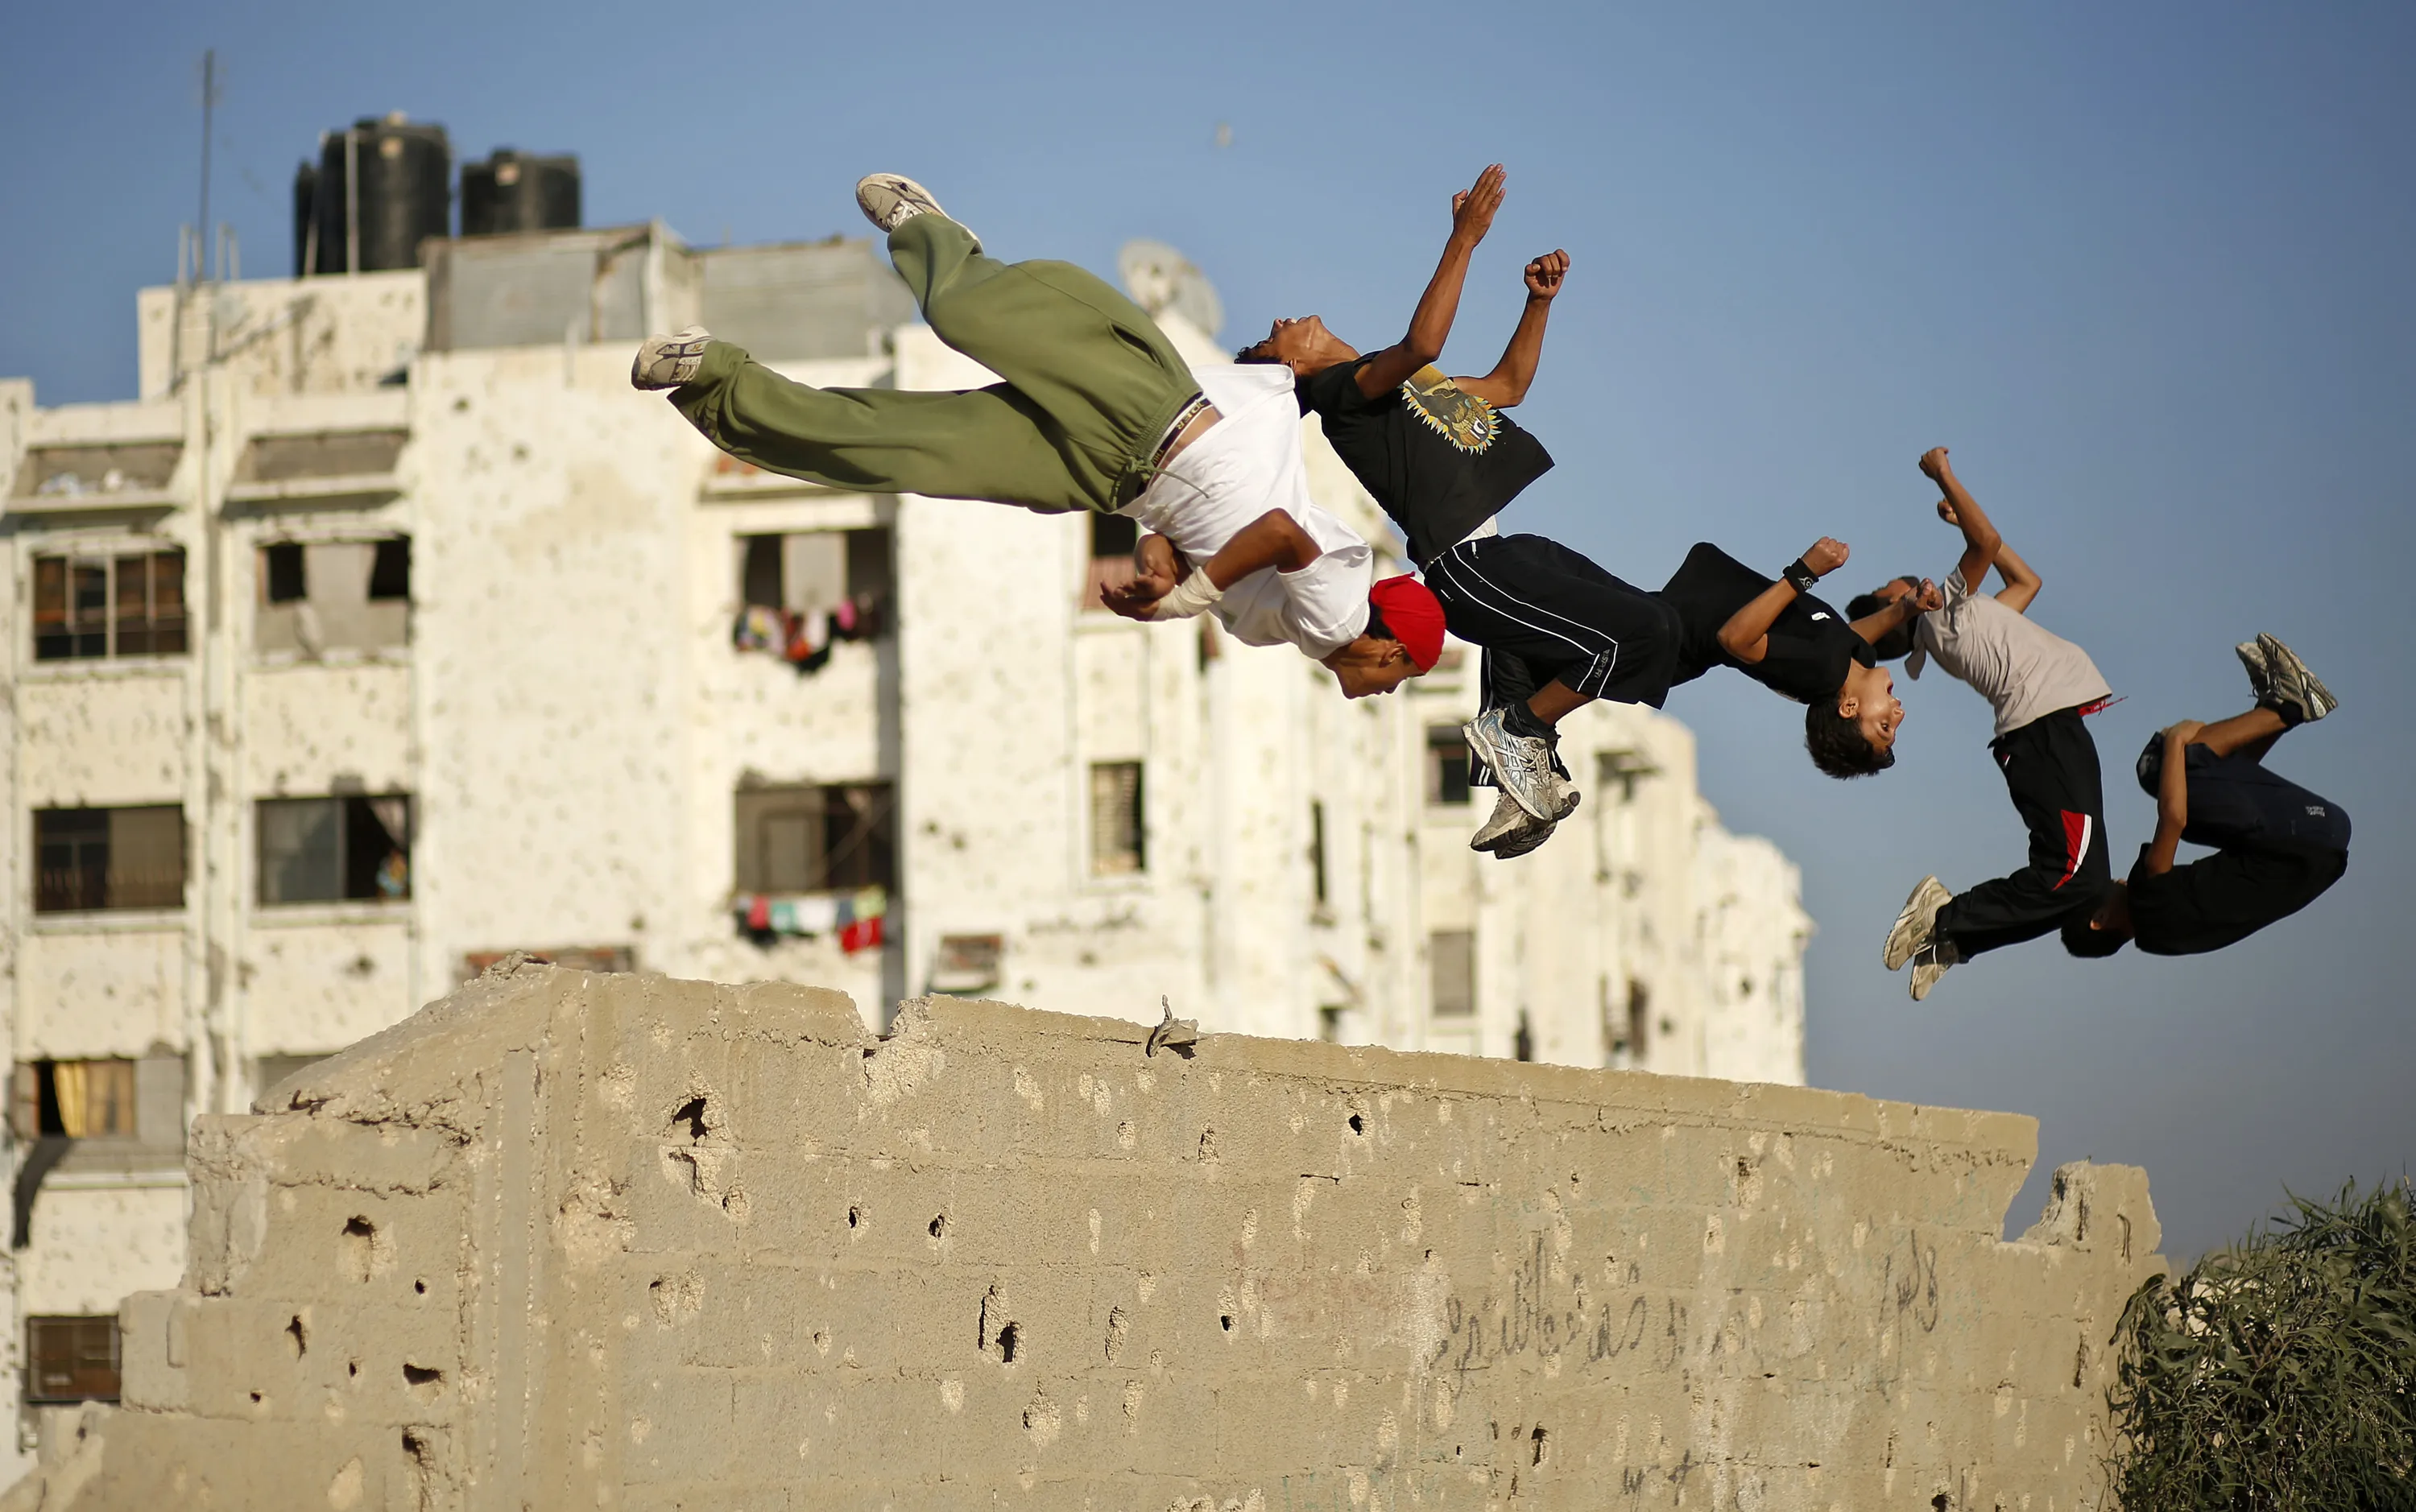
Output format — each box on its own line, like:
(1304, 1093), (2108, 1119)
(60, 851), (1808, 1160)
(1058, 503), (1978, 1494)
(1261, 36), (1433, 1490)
(2234, 640), (2273, 702)
(1471, 786), (1581, 857)
(1881, 875), (1954, 971)
(2255, 633), (2336, 722)
(631, 326), (712, 390)
(1908, 938), (1959, 1002)
(1462, 708), (1560, 821)
(856, 173), (952, 234)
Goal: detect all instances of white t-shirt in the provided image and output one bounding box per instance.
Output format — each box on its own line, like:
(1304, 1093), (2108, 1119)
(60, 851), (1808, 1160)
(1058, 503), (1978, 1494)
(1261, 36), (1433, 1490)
(1123, 363), (1373, 661)
(1909, 568), (2111, 737)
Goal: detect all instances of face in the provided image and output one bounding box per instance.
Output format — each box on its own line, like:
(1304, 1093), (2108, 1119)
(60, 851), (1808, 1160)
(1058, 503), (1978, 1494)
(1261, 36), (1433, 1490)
(1324, 637), (1422, 700)
(1872, 576), (1922, 607)
(1837, 663), (1904, 754)
(1244, 316), (1356, 378)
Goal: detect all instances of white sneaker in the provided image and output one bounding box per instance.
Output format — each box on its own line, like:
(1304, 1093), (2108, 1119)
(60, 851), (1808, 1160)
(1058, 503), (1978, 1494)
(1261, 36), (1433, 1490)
(1463, 708), (1559, 821)
(1909, 939), (1959, 1002)
(631, 326), (712, 390)
(1881, 875), (1954, 972)
(2255, 634), (2336, 721)
(1471, 787), (1581, 858)
(855, 173), (954, 234)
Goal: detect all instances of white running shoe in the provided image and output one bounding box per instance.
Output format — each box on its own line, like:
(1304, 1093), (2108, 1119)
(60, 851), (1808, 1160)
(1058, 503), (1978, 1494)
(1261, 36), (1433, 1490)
(1881, 875), (1954, 972)
(1463, 708), (1559, 821)
(855, 173), (953, 234)
(1471, 787), (1581, 858)
(1909, 938), (1960, 1002)
(631, 326), (712, 390)
(2255, 633), (2336, 721)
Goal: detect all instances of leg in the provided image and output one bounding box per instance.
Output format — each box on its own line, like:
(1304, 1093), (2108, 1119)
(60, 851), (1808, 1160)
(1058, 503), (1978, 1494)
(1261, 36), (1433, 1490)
(1933, 711), (2111, 959)
(672, 341), (1094, 513)
(2192, 705), (2287, 765)
(886, 216), (1198, 499)
(1426, 535), (1682, 710)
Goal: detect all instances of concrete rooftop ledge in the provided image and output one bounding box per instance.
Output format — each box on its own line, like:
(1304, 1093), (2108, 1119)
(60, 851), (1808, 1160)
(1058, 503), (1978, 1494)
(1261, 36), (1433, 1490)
(4, 960), (2159, 1510)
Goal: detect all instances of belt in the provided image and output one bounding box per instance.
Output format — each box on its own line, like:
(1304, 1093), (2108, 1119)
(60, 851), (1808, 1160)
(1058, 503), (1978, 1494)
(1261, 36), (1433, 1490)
(1151, 393), (1213, 470)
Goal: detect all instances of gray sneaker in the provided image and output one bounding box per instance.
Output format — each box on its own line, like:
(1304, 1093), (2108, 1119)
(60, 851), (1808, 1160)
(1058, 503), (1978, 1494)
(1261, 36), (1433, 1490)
(855, 173), (954, 235)
(631, 326), (712, 390)
(1471, 786), (1581, 858)
(1909, 937), (1960, 1002)
(2235, 640), (2273, 702)
(1882, 875), (1954, 972)
(1463, 708), (1559, 821)
(2255, 633), (2336, 721)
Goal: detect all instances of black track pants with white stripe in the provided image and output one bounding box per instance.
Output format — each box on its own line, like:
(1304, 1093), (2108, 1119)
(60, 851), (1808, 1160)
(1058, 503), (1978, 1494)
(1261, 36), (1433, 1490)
(1934, 707), (2112, 958)
(1424, 534), (1683, 710)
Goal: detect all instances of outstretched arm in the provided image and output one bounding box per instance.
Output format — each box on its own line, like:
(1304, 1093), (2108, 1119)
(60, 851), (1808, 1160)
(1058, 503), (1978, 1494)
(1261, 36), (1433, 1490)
(1100, 511), (1323, 622)
(2139, 721), (2201, 875)
(1354, 165), (1507, 399)
(1717, 538), (1850, 664)
(1917, 447), (2010, 605)
(1853, 578), (1940, 644)
(1985, 539), (2042, 613)
(1455, 250), (1566, 408)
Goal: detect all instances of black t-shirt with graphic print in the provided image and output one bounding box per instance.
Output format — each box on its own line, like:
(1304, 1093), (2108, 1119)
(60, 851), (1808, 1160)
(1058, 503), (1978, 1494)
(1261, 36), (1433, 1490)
(1656, 542), (1874, 704)
(1297, 356), (1553, 566)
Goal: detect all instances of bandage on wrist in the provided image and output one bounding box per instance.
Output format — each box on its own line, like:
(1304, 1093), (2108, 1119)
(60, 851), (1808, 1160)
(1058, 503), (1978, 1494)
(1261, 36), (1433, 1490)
(1148, 567), (1224, 622)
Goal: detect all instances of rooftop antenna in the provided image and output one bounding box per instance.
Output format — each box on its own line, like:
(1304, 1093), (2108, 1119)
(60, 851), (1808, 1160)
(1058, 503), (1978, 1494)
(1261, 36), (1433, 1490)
(197, 48), (218, 281)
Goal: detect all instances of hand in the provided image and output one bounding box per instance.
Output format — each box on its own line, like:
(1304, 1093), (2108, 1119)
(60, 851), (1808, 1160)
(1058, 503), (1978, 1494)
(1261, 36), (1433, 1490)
(1523, 250), (1569, 301)
(1800, 537), (1850, 577)
(1934, 496), (1960, 527)
(1917, 446), (1952, 484)
(1910, 577), (1943, 613)
(2162, 719), (2206, 748)
(1450, 164), (1507, 246)
(1101, 574), (1172, 622)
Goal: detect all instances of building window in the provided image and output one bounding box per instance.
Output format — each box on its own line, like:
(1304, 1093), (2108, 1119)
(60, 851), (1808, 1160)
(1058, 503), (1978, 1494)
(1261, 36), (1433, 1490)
(33, 551), (187, 662)
(257, 795), (412, 905)
(252, 1054), (329, 1106)
(1084, 513), (1141, 608)
(10, 1060), (137, 1140)
(1426, 728), (1472, 806)
(1429, 929), (1475, 1017)
(734, 783), (896, 894)
(1089, 762), (1145, 876)
(1309, 800), (1329, 906)
(26, 1316), (119, 1404)
(255, 537), (411, 656)
(34, 807), (184, 913)
(738, 529), (892, 618)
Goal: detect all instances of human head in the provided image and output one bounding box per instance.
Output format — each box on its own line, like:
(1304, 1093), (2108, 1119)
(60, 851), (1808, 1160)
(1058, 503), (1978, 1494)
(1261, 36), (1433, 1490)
(1802, 661), (1903, 779)
(1235, 316), (1359, 379)
(2062, 885), (2133, 957)
(1324, 576), (1445, 700)
(1846, 576), (1924, 662)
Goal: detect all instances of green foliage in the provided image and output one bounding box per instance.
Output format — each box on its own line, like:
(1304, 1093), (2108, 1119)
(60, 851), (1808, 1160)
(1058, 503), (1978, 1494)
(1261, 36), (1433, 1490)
(2108, 1179), (2416, 1510)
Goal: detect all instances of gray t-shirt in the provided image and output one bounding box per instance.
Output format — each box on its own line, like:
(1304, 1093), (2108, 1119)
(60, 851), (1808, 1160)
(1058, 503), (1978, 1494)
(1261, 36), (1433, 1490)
(1909, 569), (2111, 737)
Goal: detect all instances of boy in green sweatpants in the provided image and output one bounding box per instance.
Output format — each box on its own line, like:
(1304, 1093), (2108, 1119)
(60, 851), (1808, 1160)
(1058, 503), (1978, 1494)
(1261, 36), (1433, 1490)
(638, 190), (1198, 515)
(635, 173), (1451, 696)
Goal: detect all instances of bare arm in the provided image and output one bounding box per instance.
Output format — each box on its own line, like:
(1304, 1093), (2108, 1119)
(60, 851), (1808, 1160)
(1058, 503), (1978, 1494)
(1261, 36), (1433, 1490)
(1851, 578), (1939, 644)
(2139, 721), (2201, 875)
(1454, 250), (1566, 408)
(1917, 447), (2005, 600)
(1355, 165), (1506, 399)
(1987, 539), (2042, 613)
(1202, 510), (1322, 585)
(1718, 538), (1850, 663)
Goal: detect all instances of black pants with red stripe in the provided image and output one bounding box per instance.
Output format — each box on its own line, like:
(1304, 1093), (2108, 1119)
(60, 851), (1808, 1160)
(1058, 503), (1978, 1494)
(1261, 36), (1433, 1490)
(1934, 707), (2111, 958)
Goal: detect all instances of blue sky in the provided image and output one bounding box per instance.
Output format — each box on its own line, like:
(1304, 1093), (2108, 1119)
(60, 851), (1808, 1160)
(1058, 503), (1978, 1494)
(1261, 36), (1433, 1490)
(4, 0), (2409, 1257)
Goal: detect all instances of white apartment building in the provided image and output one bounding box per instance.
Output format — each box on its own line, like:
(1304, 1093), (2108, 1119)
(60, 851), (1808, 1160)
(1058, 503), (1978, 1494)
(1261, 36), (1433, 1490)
(0, 220), (1808, 1451)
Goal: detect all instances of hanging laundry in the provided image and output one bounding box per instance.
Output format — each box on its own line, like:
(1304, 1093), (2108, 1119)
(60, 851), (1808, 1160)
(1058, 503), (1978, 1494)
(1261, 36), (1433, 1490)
(840, 913), (884, 955)
(790, 893), (842, 936)
(746, 894), (772, 933)
(733, 605), (785, 652)
(852, 886), (888, 923)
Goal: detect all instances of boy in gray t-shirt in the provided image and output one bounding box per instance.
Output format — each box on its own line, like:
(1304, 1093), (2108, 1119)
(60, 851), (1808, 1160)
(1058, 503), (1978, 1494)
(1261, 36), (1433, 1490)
(1860, 448), (2119, 1000)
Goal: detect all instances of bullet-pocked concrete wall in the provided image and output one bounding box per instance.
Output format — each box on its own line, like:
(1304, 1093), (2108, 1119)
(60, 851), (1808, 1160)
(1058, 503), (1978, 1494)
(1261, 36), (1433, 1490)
(7, 962), (2156, 1511)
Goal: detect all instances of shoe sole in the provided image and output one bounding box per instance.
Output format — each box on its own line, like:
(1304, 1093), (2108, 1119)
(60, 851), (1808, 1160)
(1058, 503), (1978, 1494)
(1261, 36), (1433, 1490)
(1881, 877), (1948, 971)
(856, 173), (946, 231)
(1909, 961), (1947, 1002)
(1472, 789), (1581, 855)
(1463, 719), (1557, 821)
(2257, 634), (2338, 720)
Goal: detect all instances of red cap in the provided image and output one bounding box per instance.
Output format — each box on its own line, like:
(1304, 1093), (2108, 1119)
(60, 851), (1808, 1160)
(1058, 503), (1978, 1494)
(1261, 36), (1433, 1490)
(1367, 575), (1446, 672)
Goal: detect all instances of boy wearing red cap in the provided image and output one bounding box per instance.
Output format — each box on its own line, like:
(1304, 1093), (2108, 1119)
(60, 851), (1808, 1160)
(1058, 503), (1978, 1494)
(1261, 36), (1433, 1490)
(635, 172), (1441, 696)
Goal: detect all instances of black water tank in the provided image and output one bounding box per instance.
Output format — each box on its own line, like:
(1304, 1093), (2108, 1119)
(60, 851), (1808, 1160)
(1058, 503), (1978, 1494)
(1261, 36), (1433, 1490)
(292, 163), (318, 276)
(299, 114), (451, 275)
(461, 150), (581, 237)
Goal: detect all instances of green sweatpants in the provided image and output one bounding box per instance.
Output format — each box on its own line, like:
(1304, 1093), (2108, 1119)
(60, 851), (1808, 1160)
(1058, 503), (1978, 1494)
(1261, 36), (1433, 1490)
(672, 215), (1199, 514)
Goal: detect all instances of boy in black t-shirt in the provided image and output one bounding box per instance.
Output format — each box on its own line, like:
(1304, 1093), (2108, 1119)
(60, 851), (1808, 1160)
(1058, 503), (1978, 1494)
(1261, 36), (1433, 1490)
(1240, 164), (1926, 853)
(2065, 634), (2349, 958)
